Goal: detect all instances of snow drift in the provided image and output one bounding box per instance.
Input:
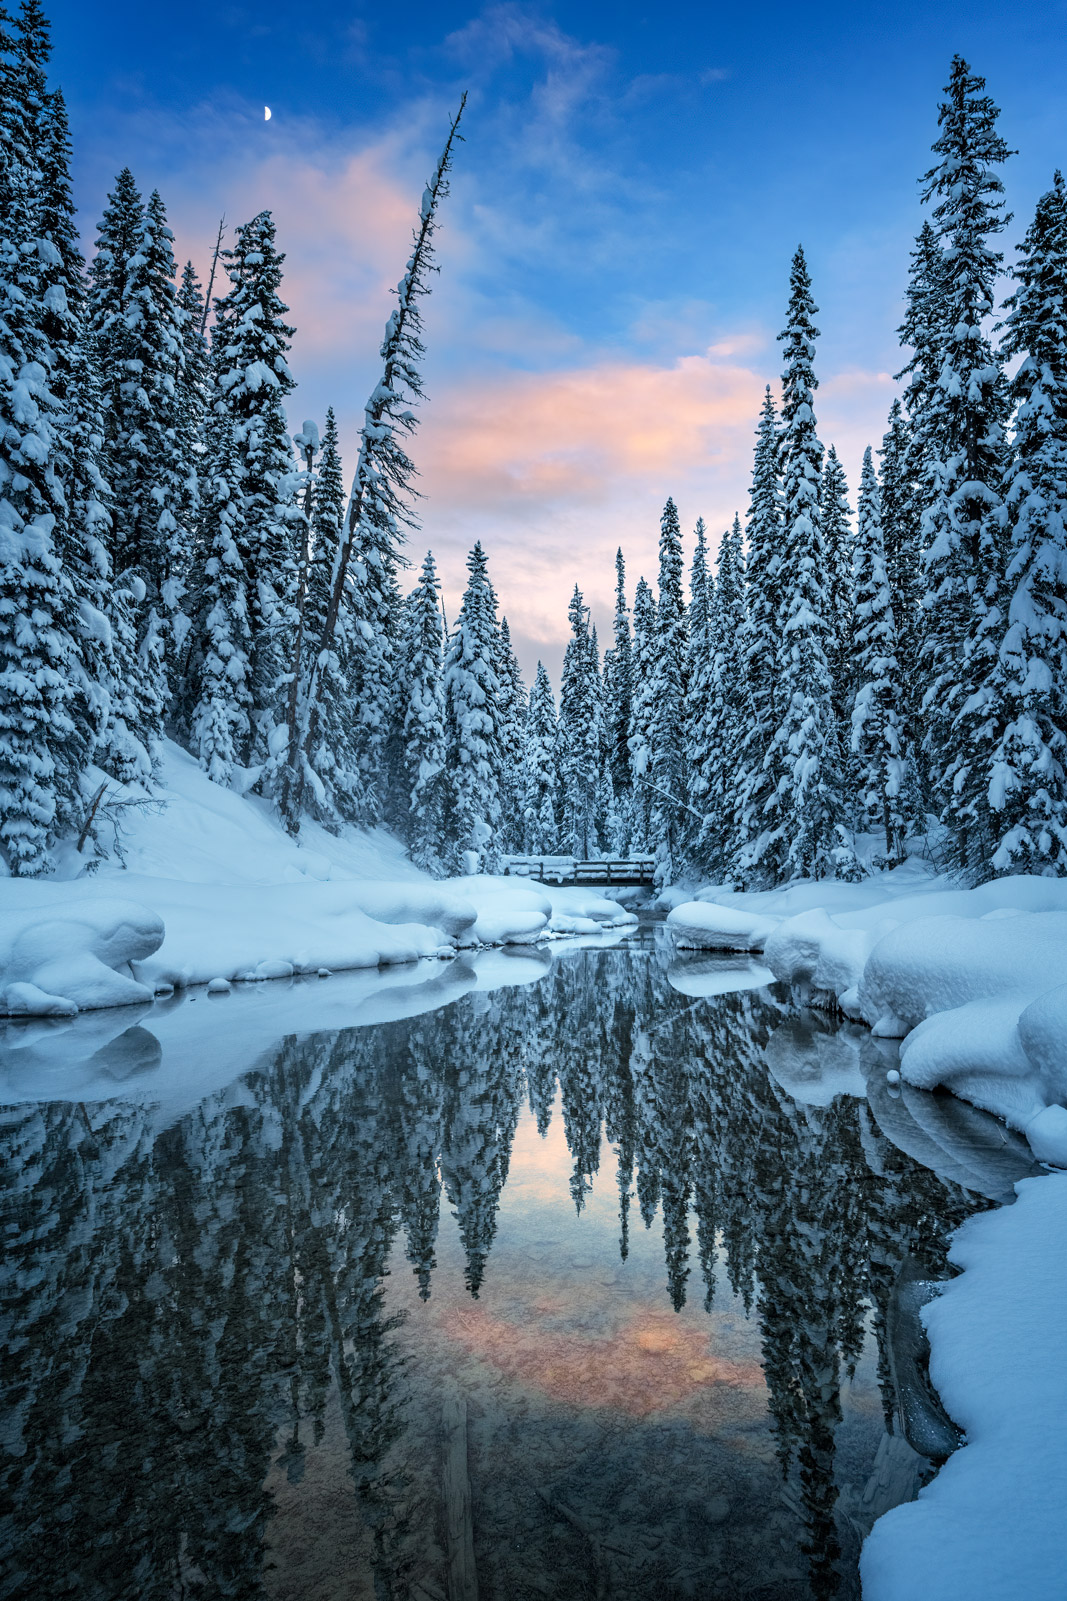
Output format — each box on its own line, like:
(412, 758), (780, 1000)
(667, 866), (1067, 1166)
(0, 742), (637, 1019)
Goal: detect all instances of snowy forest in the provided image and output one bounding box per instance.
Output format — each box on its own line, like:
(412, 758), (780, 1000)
(1, 2), (1065, 891)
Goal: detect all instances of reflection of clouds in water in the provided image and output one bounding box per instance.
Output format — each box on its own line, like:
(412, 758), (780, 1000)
(435, 1296), (764, 1417)
(0, 939), (1025, 1601)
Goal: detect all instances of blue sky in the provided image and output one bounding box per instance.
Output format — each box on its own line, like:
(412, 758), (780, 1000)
(51, 0), (1067, 676)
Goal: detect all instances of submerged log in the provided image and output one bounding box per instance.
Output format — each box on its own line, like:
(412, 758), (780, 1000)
(442, 1382), (478, 1601)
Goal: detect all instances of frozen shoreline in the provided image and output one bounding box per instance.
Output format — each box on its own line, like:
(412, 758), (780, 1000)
(0, 743), (638, 1019)
(665, 864), (1067, 1600)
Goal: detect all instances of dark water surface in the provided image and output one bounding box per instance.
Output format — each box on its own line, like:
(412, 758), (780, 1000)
(0, 935), (1039, 1601)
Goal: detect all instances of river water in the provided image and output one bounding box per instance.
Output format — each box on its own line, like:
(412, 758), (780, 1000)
(0, 931), (1040, 1601)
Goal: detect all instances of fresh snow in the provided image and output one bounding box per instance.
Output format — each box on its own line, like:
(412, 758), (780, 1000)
(861, 1173), (1067, 1601)
(667, 865), (1067, 1166)
(0, 742), (641, 1019)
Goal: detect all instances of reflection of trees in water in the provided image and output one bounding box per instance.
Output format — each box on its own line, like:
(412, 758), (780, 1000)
(0, 945), (991, 1600)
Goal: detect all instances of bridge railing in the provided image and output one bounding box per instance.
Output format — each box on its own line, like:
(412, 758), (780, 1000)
(503, 856), (655, 885)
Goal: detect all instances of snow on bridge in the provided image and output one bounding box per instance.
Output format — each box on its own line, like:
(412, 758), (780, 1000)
(504, 855), (655, 887)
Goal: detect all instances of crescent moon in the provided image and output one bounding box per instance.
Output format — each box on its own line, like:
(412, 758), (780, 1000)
(264, 106), (272, 121)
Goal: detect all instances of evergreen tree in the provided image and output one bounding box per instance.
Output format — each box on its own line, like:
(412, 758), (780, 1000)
(628, 576), (657, 850)
(986, 172), (1067, 875)
(495, 615), (527, 852)
(204, 210), (304, 759)
(878, 398), (920, 674)
(648, 497), (688, 885)
(685, 517), (715, 870)
(733, 388), (783, 883)
(291, 407), (366, 825)
(750, 248), (857, 884)
(111, 189), (189, 702)
(607, 546), (633, 818)
(399, 550), (447, 870)
(0, 1), (77, 871)
(171, 259), (207, 667)
(820, 444), (854, 731)
(851, 447), (911, 863)
(441, 542), (504, 872)
(916, 58), (1013, 873)
(523, 661), (559, 853)
(697, 516), (747, 879)
(558, 585), (600, 857)
(190, 413), (253, 785)
(285, 102), (466, 828)
(20, 32), (116, 828)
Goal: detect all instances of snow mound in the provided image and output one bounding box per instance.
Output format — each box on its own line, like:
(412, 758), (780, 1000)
(0, 742), (644, 1017)
(447, 876), (552, 944)
(0, 899), (163, 1015)
(678, 870), (1067, 1154)
(861, 1172), (1067, 1601)
(665, 901), (779, 950)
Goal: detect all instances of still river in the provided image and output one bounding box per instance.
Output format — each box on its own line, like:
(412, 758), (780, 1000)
(0, 927), (1039, 1601)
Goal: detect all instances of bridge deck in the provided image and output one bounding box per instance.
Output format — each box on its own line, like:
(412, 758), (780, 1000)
(504, 858), (655, 886)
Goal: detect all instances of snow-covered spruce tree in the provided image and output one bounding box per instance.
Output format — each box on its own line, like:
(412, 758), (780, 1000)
(496, 615), (527, 852)
(684, 517), (714, 868)
(732, 387), (782, 884)
(697, 516), (747, 880)
(523, 661), (558, 852)
(916, 58), (1013, 874)
(441, 542), (504, 873)
(820, 445), (854, 735)
(0, 1), (80, 872)
(203, 210), (304, 767)
(750, 247), (857, 885)
(277, 100), (466, 833)
(18, 46), (116, 823)
(878, 398), (920, 673)
(189, 410), (254, 786)
(558, 585), (600, 858)
(398, 550), (446, 870)
(648, 496), (689, 886)
(113, 190), (189, 708)
(589, 623), (613, 854)
(278, 406), (368, 824)
(985, 172), (1067, 875)
(627, 576), (657, 850)
(850, 447), (911, 863)
(606, 547), (633, 840)
(171, 260), (208, 667)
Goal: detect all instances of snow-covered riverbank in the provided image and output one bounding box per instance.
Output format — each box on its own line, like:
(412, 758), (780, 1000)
(0, 743), (637, 1017)
(665, 864), (1067, 1167)
(666, 864), (1067, 1601)
(861, 1170), (1067, 1601)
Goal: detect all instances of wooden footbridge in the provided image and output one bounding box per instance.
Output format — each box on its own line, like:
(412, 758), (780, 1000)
(504, 856), (655, 887)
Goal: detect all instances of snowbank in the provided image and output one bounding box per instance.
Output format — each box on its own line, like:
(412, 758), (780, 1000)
(665, 900), (778, 951)
(0, 742), (641, 1018)
(861, 1173), (1067, 1601)
(675, 867), (1067, 1163)
(0, 898), (163, 1015)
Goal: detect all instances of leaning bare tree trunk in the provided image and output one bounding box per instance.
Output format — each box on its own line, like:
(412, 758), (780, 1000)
(199, 216), (226, 339)
(284, 94), (467, 815)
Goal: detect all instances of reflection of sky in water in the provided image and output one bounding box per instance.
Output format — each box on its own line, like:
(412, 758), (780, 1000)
(0, 940), (1038, 1601)
(419, 1094), (766, 1419)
